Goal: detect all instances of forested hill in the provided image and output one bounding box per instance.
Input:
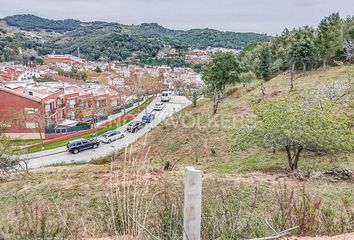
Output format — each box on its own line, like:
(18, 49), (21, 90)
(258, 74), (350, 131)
(0, 14), (270, 62)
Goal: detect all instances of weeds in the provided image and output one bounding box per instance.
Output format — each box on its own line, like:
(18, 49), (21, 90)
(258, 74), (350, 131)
(1, 158), (354, 239)
(98, 141), (157, 239)
(272, 181), (354, 237)
(1, 199), (73, 239)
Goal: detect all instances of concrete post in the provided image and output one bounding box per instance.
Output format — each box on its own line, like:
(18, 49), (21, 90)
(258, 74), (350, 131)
(183, 166), (203, 240)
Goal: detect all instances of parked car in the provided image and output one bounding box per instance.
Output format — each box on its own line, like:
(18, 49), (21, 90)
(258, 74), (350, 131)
(161, 91), (171, 102)
(99, 130), (125, 143)
(154, 102), (165, 111)
(142, 113), (155, 123)
(67, 138), (100, 154)
(126, 121), (145, 133)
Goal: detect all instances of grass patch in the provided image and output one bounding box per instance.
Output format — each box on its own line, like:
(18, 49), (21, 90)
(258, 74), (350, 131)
(10, 139), (42, 146)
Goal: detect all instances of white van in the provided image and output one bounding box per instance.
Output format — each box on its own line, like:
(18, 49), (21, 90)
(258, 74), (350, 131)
(161, 91), (171, 102)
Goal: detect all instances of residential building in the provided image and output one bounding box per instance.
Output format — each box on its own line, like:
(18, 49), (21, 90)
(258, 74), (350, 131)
(0, 81), (126, 139)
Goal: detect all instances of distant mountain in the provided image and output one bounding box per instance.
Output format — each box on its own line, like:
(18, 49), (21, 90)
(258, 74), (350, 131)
(4, 14), (81, 33)
(0, 14), (271, 62)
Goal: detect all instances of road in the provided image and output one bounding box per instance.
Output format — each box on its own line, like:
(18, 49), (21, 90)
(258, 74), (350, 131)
(19, 96), (191, 169)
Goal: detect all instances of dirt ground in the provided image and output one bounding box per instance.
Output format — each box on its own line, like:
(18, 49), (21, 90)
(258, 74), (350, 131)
(286, 232), (354, 240)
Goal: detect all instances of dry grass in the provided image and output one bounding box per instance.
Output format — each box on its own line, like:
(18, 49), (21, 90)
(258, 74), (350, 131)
(1, 162), (354, 239)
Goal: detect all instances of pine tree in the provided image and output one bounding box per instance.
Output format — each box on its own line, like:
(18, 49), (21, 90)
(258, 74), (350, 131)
(317, 13), (343, 68)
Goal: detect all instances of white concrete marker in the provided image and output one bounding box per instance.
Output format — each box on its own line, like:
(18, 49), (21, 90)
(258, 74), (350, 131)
(183, 166), (203, 240)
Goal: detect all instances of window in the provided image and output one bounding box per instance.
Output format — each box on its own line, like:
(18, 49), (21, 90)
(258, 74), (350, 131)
(111, 100), (118, 107)
(68, 99), (76, 108)
(68, 111), (76, 120)
(26, 122), (39, 129)
(24, 108), (39, 115)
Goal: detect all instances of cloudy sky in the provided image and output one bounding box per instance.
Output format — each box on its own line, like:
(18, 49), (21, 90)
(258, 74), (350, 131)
(0, 0), (353, 35)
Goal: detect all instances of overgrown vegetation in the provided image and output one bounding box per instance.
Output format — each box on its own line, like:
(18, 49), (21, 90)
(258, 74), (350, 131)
(0, 151), (353, 239)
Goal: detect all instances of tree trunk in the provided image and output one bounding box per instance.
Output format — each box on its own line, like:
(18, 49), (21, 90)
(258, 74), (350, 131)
(285, 145), (294, 170)
(213, 89), (219, 115)
(290, 63), (295, 92)
(323, 59), (327, 69)
(303, 63), (307, 72)
(260, 84), (266, 97)
(293, 145), (303, 170)
(285, 143), (303, 171)
(193, 91), (197, 108)
(92, 115), (97, 137)
(38, 126), (44, 151)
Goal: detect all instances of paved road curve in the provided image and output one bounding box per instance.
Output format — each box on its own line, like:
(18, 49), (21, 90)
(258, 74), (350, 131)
(19, 96), (191, 169)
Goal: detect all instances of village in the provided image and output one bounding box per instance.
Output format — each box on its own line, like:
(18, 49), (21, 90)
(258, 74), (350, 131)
(0, 53), (204, 139)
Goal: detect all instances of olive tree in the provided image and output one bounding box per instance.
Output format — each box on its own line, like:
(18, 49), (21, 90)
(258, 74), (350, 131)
(234, 98), (353, 170)
(203, 53), (240, 114)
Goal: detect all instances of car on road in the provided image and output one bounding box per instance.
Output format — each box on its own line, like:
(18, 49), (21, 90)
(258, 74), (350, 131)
(67, 138), (100, 154)
(142, 113), (155, 123)
(99, 130), (125, 143)
(161, 91), (171, 102)
(126, 121), (145, 133)
(154, 102), (165, 111)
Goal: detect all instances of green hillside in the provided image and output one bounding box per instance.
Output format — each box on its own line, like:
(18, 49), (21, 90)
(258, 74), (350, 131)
(4, 14), (81, 33)
(129, 65), (354, 173)
(0, 14), (270, 62)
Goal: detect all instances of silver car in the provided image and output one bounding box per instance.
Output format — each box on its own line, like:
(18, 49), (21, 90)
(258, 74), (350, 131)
(154, 102), (165, 111)
(99, 130), (125, 143)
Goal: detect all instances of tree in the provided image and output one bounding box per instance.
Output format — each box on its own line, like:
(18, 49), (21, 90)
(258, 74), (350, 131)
(203, 53), (240, 114)
(344, 38), (354, 63)
(287, 27), (318, 72)
(317, 13), (343, 68)
(234, 98), (353, 170)
(239, 71), (257, 88)
(239, 44), (262, 77)
(259, 44), (272, 80)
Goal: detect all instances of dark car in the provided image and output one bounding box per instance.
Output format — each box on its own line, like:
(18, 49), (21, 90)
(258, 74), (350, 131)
(67, 138), (100, 154)
(126, 121), (145, 133)
(142, 113), (155, 123)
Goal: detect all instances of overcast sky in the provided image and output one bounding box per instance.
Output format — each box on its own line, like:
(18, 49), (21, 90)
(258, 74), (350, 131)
(0, 0), (353, 35)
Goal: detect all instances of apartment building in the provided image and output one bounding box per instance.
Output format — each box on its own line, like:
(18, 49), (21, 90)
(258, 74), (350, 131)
(0, 82), (125, 139)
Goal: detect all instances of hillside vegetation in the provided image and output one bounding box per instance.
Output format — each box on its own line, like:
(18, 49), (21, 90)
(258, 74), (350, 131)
(0, 66), (353, 239)
(0, 14), (270, 62)
(125, 65), (353, 174)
